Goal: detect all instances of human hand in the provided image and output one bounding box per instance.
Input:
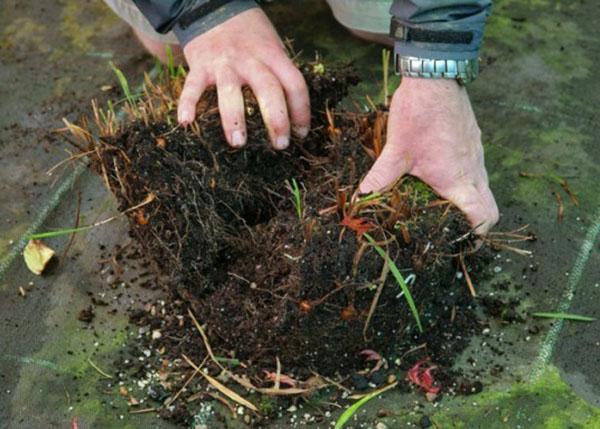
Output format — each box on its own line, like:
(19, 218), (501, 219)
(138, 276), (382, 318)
(178, 8), (310, 150)
(359, 78), (499, 234)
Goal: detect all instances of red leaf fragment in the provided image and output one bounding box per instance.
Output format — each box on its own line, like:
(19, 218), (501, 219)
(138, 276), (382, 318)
(340, 216), (375, 237)
(263, 370), (298, 388)
(407, 359), (441, 400)
(359, 349), (382, 362)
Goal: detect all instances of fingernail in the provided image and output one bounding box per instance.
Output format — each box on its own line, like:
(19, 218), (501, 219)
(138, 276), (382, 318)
(232, 130), (246, 148)
(275, 135), (289, 150)
(293, 125), (309, 139)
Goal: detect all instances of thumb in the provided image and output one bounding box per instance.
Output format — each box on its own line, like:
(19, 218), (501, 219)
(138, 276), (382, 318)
(359, 145), (412, 194)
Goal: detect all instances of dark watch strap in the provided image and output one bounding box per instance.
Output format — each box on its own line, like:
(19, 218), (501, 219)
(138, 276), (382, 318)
(390, 17), (474, 45)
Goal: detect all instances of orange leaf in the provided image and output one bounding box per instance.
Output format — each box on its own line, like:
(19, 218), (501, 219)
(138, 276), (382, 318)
(341, 216), (375, 237)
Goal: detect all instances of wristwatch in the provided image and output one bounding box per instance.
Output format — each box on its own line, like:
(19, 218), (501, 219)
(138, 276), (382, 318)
(394, 55), (479, 85)
(390, 18), (479, 85)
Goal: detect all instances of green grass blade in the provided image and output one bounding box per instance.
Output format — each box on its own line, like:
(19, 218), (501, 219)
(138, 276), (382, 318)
(176, 64), (187, 78)
(109, 61), (135, 106)
(290, 178), (302, 221)
(165, 45), (176, 77)
(532, 312), (596, 322)
(335, 383), (396, 429)
(215, 357), (241, 367)
(356, 192), (383, 204)
(28, 225), (93, 240)
(364, 233), (422, 332)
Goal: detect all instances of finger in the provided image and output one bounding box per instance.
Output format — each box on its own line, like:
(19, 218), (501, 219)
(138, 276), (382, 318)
(178, 69), (209, 125)
(476, 180), (500, 234)
(359, 144), (412, 194)
(216, 67), (247, 148)
(441, 182), (493, 235)
(241, 60), (291, 150)
(267, 59), (311, 138)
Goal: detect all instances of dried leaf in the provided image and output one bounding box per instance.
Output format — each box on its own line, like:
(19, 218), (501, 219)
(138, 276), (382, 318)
(340, 216), (375, 237)
(407, 360), (440, 400)
(359, 349), (382, 362)
(23, 239), (55, 275)
(554, 191), (564, 223)
(135, 209), (149, 225)
(182, 354), (258, 412)
(264, 371), (297, 388)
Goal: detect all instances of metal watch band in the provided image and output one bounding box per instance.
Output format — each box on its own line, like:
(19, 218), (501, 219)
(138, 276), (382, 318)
(395, 54), (479, 85)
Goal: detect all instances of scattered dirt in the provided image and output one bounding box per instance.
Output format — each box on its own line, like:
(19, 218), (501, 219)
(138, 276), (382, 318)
(69, 63), (498, 426)
(77, 305), (95, 323)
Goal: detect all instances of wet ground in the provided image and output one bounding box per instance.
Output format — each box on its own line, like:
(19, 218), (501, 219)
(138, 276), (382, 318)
(1, 0), (600, 428)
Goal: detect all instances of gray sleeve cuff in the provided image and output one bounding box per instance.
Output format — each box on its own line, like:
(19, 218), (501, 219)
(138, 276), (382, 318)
(173, 0), (259, 47)
(390, 0), (491, 60)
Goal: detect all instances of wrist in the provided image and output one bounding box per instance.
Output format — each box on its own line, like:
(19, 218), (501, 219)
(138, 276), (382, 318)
(399, 76), (463, 94)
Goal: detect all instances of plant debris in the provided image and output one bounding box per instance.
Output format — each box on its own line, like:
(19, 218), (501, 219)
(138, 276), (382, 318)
(23, 239), (55, 275)
(407, 359), (441, 401)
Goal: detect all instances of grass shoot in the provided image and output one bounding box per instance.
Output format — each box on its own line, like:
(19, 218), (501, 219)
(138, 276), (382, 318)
(364, 233), (423, 332)
(288, 178), (303, 221)
(335, 382), (398, 429)
(532, 312), (596, 322)
(109, 61), (136, 107)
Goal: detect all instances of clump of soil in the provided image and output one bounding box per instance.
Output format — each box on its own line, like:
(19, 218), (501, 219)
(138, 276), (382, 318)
(70, 63), (489, 423)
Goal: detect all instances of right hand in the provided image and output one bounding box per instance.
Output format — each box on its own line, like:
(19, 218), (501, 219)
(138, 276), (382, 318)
(178, 8), (310, 150)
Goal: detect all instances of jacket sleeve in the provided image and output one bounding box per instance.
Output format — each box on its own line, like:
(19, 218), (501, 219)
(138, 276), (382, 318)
(390, 0), (492, 60)
(132, 0), (258, 46)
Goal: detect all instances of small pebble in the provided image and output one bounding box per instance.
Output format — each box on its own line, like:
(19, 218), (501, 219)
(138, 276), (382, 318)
(420, 415), (432, 428)
(370, 370), (386, 387)
(351, 374), (369, 391)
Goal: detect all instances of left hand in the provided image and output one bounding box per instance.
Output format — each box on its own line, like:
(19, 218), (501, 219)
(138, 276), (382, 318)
(359, 77), (499, 235)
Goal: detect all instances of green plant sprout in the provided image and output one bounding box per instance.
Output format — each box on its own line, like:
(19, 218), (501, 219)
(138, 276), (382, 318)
(532, 312), (596, 322)
(355, 191), (384, 205)
(364, 233), (423, 332)
(288, 178), (303, 221)
(165, 45), (177, 78)
(335, 382), (397, 429)
(109, 61), (136, 107)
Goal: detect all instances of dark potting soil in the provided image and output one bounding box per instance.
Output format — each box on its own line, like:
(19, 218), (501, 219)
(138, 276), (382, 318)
(78, 64), (501, 424)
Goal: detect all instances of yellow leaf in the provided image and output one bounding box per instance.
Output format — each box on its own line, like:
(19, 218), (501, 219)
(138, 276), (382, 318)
(23, 239), (55, 275)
